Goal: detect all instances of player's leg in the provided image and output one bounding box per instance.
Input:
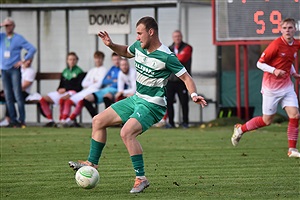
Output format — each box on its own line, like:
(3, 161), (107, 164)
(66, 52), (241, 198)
(231, 94), (278, 146)
(121, 118), (150, 193)
(69, 104), (123, 170)
(121, 97), (165, 193)
(282, 91), (299, 157)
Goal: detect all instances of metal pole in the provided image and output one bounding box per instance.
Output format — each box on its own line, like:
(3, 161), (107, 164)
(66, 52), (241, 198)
(235, 44), (241, 119)
(66, 9), (69, 54)
(243, 45), (249, 120)
(37, 10), (41, 123)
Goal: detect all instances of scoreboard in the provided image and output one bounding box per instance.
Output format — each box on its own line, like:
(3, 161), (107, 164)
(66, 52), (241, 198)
(213, 0), (300, 44)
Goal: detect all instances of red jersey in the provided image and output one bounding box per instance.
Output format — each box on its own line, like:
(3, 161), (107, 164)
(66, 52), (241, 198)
(259, 36), (300, 94)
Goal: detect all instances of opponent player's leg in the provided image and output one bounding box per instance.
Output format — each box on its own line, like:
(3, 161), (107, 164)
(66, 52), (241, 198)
(282, 91), (300, 157)
(231, 94), (278, 146)
(69, 107), (122, 170)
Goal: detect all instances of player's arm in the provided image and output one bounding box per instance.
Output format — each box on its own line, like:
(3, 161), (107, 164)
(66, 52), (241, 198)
(178, 72), (207, 107)
(290, 64), (300, 79)
(257, 61), (286, 77)
(98, 31), (133, 58)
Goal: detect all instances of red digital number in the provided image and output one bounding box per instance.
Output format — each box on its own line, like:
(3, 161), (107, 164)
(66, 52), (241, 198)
(254, 11), (265, 34)
(270, 10), (282, 33)
(254, 10), (283, 35)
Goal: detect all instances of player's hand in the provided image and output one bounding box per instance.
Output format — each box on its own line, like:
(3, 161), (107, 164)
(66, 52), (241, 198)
(292, 73), (300, 80)
(98, 31), (113, 47)
(192, 95), (207, 108)
(273, 69), (286, 77)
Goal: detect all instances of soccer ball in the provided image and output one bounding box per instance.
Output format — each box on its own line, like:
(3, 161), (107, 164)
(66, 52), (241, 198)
(75, 166), (100, 189)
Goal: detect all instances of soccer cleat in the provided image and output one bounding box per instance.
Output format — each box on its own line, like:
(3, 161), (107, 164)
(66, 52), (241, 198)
(68, 160), (98, 171)
(43, 121), (57, 127)
(288, 149), (300, 158)
(130, 178), (150, 193)
(231, 124), (243, 147)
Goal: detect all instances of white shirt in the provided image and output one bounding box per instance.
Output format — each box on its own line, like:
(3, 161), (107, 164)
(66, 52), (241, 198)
(81, 66), (108, 89)
(117, 66), (136, 96)
(21, 67), (36, 94)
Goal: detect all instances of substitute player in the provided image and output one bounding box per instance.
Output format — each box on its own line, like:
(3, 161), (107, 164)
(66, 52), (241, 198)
(231, 18), (300, 158)
(69, 16), (207, 193)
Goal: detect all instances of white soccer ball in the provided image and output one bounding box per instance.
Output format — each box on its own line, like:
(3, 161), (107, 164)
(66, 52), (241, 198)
(75, 166), (100, 189)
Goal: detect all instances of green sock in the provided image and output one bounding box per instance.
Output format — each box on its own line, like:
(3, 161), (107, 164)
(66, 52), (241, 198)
(130, 154), (145, 176)
(87, 139), (105, 165)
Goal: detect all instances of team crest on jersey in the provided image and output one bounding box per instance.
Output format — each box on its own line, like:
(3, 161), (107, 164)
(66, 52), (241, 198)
(280, 53), (286, 57)
(294, 52), (297, 58)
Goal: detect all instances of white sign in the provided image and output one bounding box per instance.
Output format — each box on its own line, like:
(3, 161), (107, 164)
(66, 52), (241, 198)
(88, 9), (131, 34)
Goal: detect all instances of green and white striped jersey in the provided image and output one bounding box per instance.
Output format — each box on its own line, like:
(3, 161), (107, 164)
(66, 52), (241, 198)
(128, 40), (186, 107)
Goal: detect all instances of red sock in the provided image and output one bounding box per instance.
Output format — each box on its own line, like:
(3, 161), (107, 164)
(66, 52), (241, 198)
(287, 118), (299, 148)
(162, 112), (168, 120)
(241, 116), (267, 133)
(59, 98), (66, 120)
(40, 97), (52, 120)
(61, 99), (74, 120)
(70, 100), (84, 120)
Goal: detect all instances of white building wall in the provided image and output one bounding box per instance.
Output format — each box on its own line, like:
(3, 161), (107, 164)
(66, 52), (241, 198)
(0, 5), (216, 124)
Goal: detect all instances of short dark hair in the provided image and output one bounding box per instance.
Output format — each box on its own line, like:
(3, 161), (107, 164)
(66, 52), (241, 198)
(94, 51), (105, 59)
(67, 52), (79, 60)
(111, 52), (119, 57)
(136, 16), (158, 32)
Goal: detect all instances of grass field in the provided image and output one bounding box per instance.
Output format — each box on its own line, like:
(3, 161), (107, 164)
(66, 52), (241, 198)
(1, 123), (299, 200)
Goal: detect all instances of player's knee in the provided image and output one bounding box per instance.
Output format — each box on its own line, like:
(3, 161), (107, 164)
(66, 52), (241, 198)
(92, 114), (105, 129)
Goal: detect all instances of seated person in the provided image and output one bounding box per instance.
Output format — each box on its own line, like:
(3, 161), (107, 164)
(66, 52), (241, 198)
(59, 51), (107, 127)
(114, 58), (136, 102)
(39, 52), (85, 127)
(84, 52), (121, 118)
(0, 56), (41, 126)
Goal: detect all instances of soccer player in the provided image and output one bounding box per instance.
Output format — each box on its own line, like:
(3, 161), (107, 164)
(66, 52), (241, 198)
(69, 16), (207, 193)
(231, 18), (300, 158)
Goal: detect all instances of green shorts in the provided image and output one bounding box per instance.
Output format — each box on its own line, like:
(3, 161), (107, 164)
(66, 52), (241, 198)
(111, 95), (166, 133)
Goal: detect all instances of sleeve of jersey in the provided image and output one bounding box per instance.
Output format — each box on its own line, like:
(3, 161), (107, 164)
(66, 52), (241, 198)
(258, 41), (277, 63)
(127, 41), (138, 56)
(167, 54), (187, 77)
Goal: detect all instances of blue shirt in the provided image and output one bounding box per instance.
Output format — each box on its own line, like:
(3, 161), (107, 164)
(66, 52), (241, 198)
(101, 66), (120, 89)
(0, 32), (36, 70)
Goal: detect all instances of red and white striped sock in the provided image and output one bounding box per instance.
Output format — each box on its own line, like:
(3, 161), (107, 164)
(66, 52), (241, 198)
(241, 116), (267, 133)
(287, 118), (299, 149)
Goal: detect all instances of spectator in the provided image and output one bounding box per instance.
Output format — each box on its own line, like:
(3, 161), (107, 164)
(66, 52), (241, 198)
(0, 56), (40, 126)
(39, 52), (85, 127)
(165, 30), (193, 128)
(0, 17), (36, 128)
(84, 52), (121, 118)
(114, 58), (136, 102)
(60, 51), (107, 127)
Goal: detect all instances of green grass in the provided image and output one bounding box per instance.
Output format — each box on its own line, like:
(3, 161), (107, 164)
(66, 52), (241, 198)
(1, 124), (299, 200)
